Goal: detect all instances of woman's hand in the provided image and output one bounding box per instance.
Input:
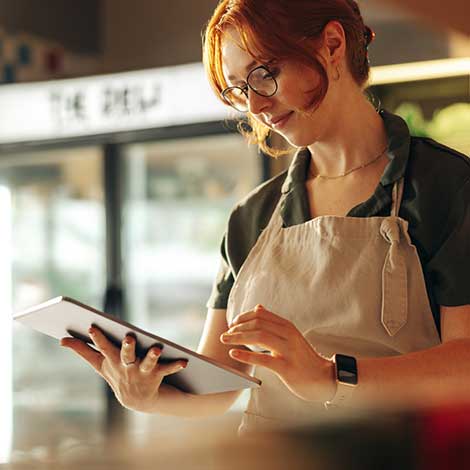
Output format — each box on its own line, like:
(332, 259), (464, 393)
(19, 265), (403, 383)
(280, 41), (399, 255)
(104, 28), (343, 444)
(220, 304), (336, 403)
(60, 326), (187, 413)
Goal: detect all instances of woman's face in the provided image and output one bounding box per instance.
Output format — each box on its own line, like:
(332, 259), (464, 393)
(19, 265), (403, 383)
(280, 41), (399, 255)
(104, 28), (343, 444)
(221, 27), (340, 147)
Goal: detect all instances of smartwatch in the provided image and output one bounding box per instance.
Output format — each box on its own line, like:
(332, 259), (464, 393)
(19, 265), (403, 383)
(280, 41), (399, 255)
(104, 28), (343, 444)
(324, 354), (358, 409)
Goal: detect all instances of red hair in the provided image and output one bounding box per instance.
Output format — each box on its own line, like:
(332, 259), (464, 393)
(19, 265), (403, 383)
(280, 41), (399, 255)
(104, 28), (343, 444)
(202, 0), (374, 158)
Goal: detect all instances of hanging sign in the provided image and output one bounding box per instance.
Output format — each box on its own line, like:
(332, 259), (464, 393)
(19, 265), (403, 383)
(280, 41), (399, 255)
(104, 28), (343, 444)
(0, 62), (232, 144)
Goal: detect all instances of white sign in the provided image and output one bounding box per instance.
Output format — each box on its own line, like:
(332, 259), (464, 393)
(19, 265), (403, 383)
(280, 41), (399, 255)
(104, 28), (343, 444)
(0, 62), (232, 144)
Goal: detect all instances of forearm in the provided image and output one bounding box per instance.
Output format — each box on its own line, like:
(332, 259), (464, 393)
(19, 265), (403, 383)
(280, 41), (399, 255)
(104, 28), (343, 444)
(346, 338), (470, 409)
(140, 383), (241, 417)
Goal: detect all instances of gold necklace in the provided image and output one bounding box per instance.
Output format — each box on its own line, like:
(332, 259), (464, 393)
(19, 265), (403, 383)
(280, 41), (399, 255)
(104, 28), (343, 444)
(308, 145), (388, 180)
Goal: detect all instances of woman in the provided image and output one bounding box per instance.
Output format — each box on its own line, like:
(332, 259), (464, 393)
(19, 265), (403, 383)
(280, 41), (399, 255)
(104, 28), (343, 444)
(61, 0), (470, 433)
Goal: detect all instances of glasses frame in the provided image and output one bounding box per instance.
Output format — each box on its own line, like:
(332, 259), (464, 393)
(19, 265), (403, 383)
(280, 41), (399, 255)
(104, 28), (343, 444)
(221, 65), (279, 113)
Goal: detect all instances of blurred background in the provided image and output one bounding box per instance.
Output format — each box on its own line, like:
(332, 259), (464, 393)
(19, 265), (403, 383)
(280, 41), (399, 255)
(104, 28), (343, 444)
(0, 0), (468, 467)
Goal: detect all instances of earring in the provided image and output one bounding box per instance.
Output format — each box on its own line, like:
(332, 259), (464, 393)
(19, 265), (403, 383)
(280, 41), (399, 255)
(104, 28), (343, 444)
(332, 65), (340, 81)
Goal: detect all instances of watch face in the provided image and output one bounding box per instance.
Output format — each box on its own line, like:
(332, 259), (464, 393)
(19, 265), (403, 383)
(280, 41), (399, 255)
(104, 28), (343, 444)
(336, 354), (358, 385)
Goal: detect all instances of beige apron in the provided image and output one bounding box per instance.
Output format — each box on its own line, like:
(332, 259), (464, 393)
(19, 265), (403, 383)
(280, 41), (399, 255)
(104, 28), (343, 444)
(226, 176), (441, 434)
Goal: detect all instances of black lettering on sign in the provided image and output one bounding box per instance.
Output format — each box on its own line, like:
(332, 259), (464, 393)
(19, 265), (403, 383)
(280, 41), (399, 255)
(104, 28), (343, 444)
(102, 83), (161, 117)
(50, 90), (87, 125)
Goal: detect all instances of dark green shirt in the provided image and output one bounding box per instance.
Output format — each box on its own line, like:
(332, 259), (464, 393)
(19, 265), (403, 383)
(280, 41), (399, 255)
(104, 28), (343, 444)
(206, 109), (470, 336)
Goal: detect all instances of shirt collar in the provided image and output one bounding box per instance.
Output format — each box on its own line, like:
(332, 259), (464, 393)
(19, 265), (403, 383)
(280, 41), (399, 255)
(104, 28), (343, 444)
(280, 108), (411, 195)
(279, 109), (411, 227)
(379, 108), (411, 186)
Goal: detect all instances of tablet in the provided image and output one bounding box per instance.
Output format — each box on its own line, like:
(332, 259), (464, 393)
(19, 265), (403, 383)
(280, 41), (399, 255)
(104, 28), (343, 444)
(13, 296), (261, 395)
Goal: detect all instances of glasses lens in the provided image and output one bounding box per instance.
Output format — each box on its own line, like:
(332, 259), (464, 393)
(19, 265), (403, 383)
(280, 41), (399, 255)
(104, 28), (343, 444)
(223, 88), (248, 112)
(248, 67), (277, 97)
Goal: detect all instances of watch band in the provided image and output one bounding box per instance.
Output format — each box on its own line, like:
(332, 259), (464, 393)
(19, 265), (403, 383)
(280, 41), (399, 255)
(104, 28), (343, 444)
(324, 354), (358, 409)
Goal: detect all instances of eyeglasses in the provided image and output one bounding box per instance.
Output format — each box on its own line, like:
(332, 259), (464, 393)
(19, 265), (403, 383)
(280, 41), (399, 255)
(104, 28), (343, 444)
(221, 65), (279, 113)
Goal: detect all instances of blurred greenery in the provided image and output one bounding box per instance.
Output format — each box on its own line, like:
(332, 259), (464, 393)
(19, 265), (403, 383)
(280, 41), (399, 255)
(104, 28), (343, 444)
(394, 102), (470, 156)
(394, 103), (430, 137)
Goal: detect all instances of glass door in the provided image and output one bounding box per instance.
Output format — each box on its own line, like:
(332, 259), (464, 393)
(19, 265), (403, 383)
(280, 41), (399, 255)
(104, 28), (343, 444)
(0, 146), (107, 459)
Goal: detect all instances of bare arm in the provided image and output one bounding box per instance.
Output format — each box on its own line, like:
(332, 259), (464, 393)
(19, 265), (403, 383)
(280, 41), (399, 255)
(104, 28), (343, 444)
(348, 304), (470, 409)
(222, 304), (470, 409)
(150, 308), (252, 416)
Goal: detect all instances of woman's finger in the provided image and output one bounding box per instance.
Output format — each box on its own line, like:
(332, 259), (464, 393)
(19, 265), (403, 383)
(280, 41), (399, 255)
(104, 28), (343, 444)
(231, 305), (290, 328)
(88, 326), (120, 364)
(229, 348), (281, 371)
(158, 360), (188, 377)
(139, 347), (162, 374)
(120, 335), (137, 367)
(226, 317), (287, 339)
(220, 330), (287, 355)
(60, 337), (105, 373)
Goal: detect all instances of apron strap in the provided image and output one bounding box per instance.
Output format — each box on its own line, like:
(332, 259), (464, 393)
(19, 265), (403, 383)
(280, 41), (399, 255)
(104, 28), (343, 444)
(390, 177), (405, 217)
(380, 177), (408, 336)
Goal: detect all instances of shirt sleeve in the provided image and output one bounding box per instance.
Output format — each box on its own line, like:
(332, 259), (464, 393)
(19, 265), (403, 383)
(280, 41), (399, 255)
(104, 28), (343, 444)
(205, 232), (235, 310)
(426, 178), (470, 306)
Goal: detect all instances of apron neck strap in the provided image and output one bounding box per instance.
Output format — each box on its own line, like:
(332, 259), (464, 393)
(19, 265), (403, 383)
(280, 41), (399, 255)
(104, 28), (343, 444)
(391, 177), (405, 217)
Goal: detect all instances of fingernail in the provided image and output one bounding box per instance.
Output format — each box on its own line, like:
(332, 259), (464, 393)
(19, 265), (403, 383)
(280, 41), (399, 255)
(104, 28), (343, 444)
(88, 327), (94, 335)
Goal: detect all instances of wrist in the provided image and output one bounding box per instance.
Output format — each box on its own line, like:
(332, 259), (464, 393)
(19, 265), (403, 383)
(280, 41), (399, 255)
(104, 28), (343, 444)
(322, 358), (337, 402)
